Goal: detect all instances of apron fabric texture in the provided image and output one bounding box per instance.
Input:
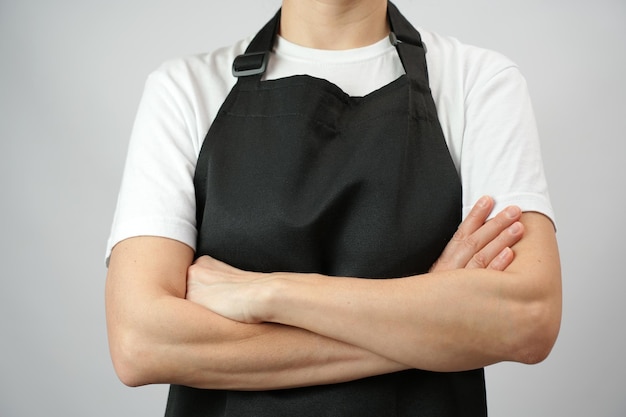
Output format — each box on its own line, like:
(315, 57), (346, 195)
(166, 3), (486, 416)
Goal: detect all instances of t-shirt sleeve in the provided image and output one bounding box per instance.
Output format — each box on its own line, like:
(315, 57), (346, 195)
(105, 68), (199, 265)
(460, 63), (555, 226)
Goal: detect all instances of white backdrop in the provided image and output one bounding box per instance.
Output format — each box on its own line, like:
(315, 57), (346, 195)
(1, 0), (625, 416)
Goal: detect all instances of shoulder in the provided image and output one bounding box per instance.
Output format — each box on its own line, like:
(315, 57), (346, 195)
(418, 28), (523, 97)
(143, 37), (252, 106)
(418, 27), (518, 74)
(417, 27), (536, 159)
(157, 37), (249, 76)
(131, 37), (253, 151)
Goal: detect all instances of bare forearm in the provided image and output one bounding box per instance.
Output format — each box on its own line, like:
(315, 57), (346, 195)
(106, 237), (406, 390)
(264, 269), (525, 371)
(249, 213), (561, 371)
(184, 204), (560, 373)
(107, 281), (406, 390)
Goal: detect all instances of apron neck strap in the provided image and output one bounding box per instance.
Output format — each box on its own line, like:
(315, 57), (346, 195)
(232, 1), (429, 94)
(386, 2), (430, 91)
(232, 9), (280, 78)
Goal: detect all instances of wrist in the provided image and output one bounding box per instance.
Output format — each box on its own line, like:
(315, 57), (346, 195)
(255, 272), (316, 324)
(252, 273), (284, 323)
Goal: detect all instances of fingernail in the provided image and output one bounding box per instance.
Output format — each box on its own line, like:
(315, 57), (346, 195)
(498, 247), (512, 260)
(509, 222), (522, 233)
(477, 196), (489, 207)
(506, 206), (521, 218)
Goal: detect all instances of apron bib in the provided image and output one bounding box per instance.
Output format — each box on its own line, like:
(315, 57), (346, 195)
(166, 3), (486, 416)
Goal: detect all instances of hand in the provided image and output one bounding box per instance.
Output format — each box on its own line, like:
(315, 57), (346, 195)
(430, 196), (524, 273)
(187, 196), (524, 323)
(186, 256), (268, 323)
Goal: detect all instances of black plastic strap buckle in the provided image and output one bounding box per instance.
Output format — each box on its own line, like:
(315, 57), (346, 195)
(232, 51), (269, 77)
(388, 32), (427, 53)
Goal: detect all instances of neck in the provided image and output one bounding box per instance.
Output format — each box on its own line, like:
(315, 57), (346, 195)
(280, 0), (389, 50)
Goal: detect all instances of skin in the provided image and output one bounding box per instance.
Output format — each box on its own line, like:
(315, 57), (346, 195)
(106, 0), (561, 390)
(106, 196), (540, 389)
(186, 208), (561, 372)
(280, 0), (390, 49)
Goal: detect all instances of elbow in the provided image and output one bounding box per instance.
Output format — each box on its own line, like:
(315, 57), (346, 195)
(514, 331), (558, 365)
(509, 297), (562, 365)
(108, 329), (157, 387)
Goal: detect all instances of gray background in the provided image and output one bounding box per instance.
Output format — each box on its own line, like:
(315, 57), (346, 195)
(1, 0), (624, 415)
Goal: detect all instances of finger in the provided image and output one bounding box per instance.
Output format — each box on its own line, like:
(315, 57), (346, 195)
(487, 247), (515, 271)
(434, 196), (494, 269)
(466, 221), (524, 269)
(454, 196), (495, 238)
(436, 204), (521, 271)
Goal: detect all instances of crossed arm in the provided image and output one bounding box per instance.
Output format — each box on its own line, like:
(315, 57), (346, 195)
(105, 196), (561, 390)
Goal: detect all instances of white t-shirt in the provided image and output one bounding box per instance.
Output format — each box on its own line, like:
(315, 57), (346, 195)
(105, 29), (554, 263)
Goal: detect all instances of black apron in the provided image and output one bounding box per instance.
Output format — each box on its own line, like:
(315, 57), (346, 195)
(166, 2), (486, 416)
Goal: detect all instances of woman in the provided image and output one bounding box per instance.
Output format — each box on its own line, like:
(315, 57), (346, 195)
(105, 1), (561, 416)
